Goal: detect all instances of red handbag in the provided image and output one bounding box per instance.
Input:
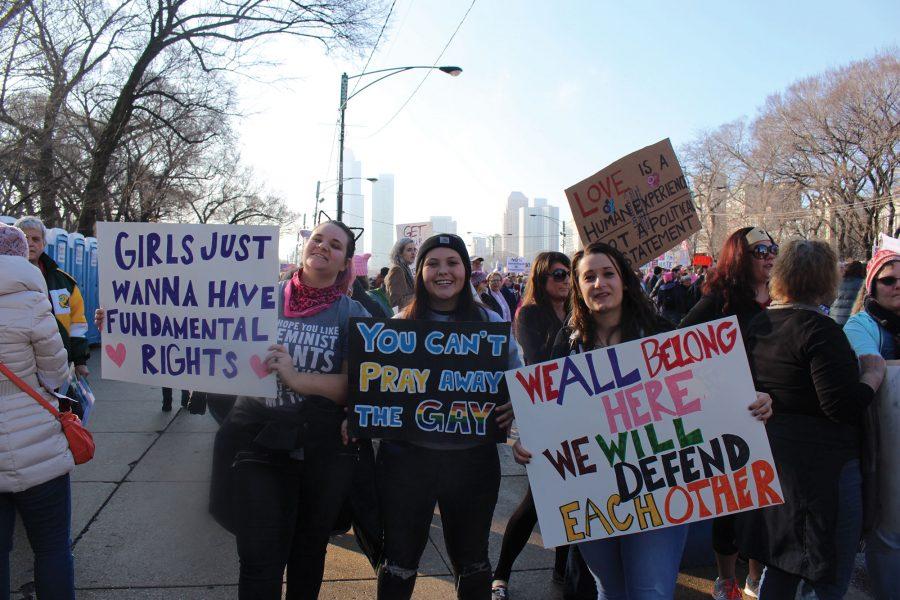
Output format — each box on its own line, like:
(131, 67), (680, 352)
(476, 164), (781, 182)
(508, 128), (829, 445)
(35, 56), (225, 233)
(0, 362), (95, 465)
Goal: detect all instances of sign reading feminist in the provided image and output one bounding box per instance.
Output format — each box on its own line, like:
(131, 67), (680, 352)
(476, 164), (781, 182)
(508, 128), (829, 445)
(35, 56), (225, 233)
(565, 138), (701, 264)
(348, 318), (510, 442)
(97, 222), (279, 397)
(505, 317), (783, 547)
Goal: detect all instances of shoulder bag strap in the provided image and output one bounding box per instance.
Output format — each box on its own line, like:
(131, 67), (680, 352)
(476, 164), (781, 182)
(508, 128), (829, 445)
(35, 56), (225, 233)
(0, 361), (61, 419)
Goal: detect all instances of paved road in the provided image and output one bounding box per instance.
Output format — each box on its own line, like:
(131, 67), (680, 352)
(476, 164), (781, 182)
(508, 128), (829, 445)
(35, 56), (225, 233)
(9, 354), (872, 599)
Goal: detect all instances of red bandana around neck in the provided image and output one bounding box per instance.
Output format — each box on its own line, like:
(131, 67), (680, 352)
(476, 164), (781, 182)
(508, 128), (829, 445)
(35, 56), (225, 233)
(283, 268), (349, 318)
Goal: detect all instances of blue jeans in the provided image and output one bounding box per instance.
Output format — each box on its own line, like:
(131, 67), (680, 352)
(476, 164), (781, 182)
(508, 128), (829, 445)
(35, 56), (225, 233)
(759, 460), (862, 600)
(0, 473), (75, 600)
(578, 524), (688, 600)
(865, 529), (900, 600)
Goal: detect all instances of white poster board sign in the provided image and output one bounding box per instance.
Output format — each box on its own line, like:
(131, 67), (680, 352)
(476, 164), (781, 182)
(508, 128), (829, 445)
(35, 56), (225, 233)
(98, 222), (279, 397)
(878, 362), (900, 531)
(506, 257), (531, 274)
(505, 317), (783, 547)
(396, 222), (433, 248)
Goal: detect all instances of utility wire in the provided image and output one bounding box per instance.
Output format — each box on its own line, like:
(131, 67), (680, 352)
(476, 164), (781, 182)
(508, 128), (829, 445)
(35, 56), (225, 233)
(366, 0), (476, 139)
(348, 0), (397, 99)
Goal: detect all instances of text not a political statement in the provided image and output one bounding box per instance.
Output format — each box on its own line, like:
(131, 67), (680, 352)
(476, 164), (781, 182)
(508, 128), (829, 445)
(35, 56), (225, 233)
(505, 317), (784, 548)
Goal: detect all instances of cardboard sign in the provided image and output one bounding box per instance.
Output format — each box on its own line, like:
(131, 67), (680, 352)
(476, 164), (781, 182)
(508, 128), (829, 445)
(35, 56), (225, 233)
(97, 222), (279, 397)
(506, 257), (531, 274)
(565, 138), (701, 265)
(348, 318), (510, 442)
(505, 317), (783, 547)
(396, 222), (433, 248)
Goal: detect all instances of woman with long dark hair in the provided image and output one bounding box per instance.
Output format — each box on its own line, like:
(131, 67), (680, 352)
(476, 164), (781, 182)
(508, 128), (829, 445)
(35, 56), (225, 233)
(377, 233), (521, 600)
(491, 252), (570, 599)
(514, 242), (771, 599)
(681, 226), (776, 599)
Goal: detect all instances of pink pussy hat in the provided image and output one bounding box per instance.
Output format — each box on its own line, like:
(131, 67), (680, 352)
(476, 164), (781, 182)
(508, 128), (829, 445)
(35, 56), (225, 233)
(353, 253), (372, 277)
(866, 248), (900, 295)
(0, 223), (27, 258)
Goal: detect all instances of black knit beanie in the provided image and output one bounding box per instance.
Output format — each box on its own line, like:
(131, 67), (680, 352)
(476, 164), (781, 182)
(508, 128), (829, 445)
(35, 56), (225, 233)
(415, 233), (472, 280)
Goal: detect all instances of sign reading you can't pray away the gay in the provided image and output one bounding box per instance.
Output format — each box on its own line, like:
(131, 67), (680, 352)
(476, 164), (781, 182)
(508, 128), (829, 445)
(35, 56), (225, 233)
(97, 222), (279, 397)
(565, 138), (701, 264)
(348, 318), (510, 442)
(505, 317), (783, 548)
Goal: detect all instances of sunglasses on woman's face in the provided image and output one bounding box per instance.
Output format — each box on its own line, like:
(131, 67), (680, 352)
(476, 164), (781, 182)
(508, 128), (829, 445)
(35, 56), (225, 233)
(549, 268), (570, 282)
(877, 276), (900, 287)
(749, 244), (779, 260)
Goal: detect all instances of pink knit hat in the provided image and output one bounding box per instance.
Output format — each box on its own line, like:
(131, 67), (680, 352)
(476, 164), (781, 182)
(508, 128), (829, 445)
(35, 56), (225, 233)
(0, 223), (27, 258)
(352, 253), (372, 277)
(865, 248), (900, 295)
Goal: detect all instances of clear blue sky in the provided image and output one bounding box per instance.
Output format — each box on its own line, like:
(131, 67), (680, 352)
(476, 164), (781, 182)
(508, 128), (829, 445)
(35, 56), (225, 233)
(235, 0), (899, 252)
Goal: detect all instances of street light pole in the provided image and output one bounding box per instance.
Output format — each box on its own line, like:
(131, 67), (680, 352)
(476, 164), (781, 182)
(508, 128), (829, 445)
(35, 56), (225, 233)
(336, 65), (461, 222)
(529, 213), (566, 252)
(337, 73), (348, 221)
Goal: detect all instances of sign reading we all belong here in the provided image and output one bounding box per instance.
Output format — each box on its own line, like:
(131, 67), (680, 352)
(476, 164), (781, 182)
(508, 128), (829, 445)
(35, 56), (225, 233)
(97, 222), (279, 397)
(505, 317), (783, 548)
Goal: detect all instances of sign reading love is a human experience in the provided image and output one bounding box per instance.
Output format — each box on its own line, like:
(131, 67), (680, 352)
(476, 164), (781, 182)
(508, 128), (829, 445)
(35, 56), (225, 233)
(97, 222), (279, 397)
(505, 317), (783, 548)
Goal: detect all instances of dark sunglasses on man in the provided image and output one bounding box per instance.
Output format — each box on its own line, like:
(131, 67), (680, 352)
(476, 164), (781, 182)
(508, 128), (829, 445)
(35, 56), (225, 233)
(549, 268), (570, 282)
(749, 244), (779, 260)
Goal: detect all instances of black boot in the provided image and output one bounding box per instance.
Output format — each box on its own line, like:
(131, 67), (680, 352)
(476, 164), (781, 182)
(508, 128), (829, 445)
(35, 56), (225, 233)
(180, 389), (191, 408)
(161, 387), (173, 412)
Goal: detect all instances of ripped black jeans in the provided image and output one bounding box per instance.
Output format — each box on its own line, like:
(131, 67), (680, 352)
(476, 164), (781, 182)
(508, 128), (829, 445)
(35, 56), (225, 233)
(377, 441), (500, 600)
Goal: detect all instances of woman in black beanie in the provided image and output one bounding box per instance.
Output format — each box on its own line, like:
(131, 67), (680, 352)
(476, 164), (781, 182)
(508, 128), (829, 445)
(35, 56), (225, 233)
(376, 233), (522, 600)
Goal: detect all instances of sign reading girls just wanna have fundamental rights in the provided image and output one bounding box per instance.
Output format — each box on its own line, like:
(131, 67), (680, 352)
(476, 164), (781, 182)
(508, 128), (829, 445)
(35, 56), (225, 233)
(505, 317), (783, 548)
(97, 222), (279, 397)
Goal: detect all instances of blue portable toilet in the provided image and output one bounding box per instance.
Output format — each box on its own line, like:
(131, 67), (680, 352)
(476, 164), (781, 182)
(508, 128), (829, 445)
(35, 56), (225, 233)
(85, 237), (100, 345)
(45, 227), (69, 269)
(69, 232), (86, 284)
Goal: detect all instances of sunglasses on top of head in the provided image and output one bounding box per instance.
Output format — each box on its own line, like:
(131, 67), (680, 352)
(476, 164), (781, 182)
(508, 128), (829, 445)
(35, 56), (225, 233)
(549, 268), (570, 282)
(749, 244), (779, 260)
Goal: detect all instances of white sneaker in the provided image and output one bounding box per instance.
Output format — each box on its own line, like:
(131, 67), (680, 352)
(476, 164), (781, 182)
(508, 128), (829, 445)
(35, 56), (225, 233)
(743, 576), (760, 598)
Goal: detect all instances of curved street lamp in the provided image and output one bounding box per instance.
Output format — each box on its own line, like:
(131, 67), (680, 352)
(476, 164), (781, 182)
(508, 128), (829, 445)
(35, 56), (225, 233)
(337, 66), (462, 221)
(529, 213), (567, 251)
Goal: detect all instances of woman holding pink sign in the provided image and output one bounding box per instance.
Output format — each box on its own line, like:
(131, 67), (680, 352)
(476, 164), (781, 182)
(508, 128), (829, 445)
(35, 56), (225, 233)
(513, 241), (772, 600)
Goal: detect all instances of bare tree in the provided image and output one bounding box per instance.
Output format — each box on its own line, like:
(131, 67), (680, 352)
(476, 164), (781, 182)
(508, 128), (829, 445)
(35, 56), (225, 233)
(0, 0), (134, 225)
(684, 50), (899, 259)
(76, 0), (377, 234)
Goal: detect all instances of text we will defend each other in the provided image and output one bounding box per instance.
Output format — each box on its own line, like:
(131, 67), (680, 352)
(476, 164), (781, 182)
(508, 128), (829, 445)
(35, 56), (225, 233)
(513, 320), (783, 542)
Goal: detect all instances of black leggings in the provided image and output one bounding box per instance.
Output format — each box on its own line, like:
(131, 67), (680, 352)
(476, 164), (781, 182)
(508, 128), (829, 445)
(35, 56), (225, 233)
(493, 485), (568, 582)
(233, 447), (357, 600)
(377, 442), (500, 600)
(712, 514), (738, 556)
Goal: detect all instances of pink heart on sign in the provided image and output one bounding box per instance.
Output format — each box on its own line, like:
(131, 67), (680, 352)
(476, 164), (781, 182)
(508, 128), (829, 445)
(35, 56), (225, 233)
(647, 174), (660, 188)
(250, 355), (271, 379)
(105, 343), (126, 367)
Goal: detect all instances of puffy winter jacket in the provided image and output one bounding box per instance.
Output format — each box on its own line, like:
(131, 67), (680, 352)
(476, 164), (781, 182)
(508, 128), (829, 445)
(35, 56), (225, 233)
(0, 255), (73, 492)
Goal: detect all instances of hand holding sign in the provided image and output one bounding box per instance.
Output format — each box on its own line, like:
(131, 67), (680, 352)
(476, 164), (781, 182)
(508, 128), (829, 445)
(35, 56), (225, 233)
(505, 317), (783, 548)
(97, 222), (279, 397)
